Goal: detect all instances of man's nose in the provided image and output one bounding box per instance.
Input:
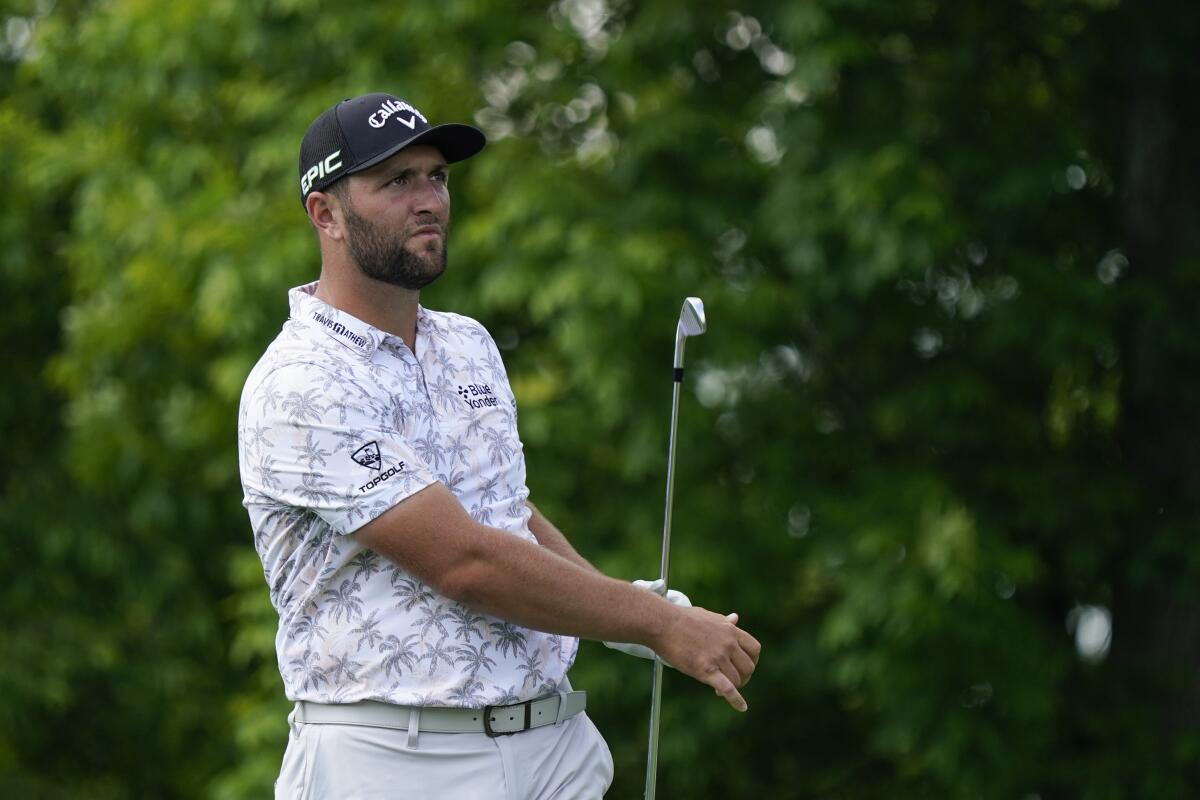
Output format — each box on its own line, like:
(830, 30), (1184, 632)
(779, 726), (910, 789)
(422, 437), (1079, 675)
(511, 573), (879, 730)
(411, 176), (447, 215)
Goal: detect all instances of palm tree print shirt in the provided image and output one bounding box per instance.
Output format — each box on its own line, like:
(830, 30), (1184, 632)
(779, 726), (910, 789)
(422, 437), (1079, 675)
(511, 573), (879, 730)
(237, 282), (577, 707)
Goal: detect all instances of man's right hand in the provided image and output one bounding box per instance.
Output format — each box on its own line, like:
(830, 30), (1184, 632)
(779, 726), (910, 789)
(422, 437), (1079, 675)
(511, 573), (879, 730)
(651, 606), (761, 712)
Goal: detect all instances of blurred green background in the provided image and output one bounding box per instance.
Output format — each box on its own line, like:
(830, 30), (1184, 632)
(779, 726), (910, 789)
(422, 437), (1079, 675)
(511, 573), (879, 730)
(2, 0), (1199, 797)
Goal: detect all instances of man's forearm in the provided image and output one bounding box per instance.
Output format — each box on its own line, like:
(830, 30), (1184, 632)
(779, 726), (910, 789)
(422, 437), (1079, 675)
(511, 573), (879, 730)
(355, 483), (759, 711)
(448, 522), (669, 647)
(448, 524), (760, 713)
(526, 500), (600, 574)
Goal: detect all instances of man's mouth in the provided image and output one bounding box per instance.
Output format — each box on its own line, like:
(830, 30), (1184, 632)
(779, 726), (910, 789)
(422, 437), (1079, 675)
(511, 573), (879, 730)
(410, 225), (441, 241)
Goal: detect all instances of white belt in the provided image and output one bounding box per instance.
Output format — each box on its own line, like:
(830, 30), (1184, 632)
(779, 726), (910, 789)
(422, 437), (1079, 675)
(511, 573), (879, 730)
(294, 691), (587, 738)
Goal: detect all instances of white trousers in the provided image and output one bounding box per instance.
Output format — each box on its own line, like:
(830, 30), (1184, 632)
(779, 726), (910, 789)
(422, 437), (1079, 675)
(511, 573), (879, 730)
(275, 707), (614, 799)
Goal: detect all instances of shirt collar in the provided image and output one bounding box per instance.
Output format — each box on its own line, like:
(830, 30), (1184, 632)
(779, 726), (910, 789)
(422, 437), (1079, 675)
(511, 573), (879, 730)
(288, 281), (384, 357)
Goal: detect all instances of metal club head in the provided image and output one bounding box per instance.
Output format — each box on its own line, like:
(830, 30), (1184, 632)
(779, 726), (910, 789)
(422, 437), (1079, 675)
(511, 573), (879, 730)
(672, 297), (706, 369)
(678, 297), (706, 338)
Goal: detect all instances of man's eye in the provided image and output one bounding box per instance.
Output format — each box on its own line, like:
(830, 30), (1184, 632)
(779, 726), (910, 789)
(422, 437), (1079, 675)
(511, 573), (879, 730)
(431, 172), (448, 183)
(390, 174), (409, 186)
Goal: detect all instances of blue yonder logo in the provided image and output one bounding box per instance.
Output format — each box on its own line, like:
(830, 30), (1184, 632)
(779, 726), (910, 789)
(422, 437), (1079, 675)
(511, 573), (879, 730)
(458, 384), (499, 409)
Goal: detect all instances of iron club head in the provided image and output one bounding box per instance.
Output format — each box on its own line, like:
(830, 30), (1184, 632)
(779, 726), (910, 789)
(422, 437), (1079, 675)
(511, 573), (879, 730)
(673, 297), (706, 370)
(678, 297), (706, 338)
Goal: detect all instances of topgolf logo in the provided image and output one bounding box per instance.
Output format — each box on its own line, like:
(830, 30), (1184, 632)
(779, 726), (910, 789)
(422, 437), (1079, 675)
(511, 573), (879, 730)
(351, 441), (382, 470)
(358, 462), (405, 494)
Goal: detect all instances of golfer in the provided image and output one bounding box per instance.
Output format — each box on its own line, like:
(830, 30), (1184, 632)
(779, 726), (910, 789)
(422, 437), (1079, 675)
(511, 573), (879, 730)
(237, 92), (760, 799)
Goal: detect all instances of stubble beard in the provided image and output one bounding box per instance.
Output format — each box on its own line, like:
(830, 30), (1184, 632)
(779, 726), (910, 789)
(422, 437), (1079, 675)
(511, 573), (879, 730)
(343, 203), (448, 291)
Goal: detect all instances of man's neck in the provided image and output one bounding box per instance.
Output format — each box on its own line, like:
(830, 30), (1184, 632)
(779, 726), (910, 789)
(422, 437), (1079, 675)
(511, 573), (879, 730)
(313, 270), (421, 353)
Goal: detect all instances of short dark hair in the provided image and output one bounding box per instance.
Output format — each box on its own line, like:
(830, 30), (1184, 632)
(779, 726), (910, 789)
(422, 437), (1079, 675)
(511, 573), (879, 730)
(325, 177), (351, 206)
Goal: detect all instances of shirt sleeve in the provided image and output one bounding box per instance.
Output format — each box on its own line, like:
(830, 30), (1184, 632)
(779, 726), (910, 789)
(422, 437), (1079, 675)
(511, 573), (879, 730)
(239, 359), (437, 535)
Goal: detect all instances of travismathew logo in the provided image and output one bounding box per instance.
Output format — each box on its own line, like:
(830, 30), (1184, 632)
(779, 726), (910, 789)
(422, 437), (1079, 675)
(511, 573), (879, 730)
(312, 311), (369, 350)
(458, 383), (499, 409)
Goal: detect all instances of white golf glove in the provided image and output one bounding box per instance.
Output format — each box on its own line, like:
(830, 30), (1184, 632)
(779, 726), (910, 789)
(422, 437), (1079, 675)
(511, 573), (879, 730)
(603, 579), (692, 664)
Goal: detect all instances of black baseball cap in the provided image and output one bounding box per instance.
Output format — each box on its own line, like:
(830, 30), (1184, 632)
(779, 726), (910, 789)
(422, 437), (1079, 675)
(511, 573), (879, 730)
(298, 92), (486, 206)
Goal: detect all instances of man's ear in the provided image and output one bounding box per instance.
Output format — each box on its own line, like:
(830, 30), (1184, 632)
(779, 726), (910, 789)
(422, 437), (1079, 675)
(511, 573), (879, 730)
(306, 190), (346, 242)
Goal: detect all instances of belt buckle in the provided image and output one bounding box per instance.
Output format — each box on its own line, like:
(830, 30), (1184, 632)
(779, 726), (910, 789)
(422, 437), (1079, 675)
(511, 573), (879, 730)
(482, 699), (533, 737)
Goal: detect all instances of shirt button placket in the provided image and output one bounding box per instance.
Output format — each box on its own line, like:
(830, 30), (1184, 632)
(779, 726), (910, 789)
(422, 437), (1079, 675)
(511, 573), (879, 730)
(391, 340), (436, 422)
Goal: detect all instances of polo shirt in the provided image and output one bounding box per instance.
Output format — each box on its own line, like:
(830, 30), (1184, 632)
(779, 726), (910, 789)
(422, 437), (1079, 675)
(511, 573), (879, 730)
(237, 282), (577, 707)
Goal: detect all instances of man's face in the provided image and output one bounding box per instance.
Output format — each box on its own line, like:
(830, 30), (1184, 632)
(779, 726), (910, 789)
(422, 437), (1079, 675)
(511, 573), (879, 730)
(338, 144), (451, 290)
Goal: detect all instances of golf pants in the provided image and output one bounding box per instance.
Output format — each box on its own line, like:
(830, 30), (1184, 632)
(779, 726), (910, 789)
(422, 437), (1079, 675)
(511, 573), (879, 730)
(274, 707), (614, 799)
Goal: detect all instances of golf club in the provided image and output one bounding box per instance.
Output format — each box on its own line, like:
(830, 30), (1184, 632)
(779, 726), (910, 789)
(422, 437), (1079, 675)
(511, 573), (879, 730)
(644, 296), (706, 800)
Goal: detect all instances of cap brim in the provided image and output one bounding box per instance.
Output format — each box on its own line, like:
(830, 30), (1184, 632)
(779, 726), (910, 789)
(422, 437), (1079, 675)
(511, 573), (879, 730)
(347, 123), (486, 176)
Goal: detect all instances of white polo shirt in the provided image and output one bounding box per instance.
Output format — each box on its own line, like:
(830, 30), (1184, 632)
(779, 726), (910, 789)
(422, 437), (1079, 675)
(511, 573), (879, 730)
(237, 282), (577, 707)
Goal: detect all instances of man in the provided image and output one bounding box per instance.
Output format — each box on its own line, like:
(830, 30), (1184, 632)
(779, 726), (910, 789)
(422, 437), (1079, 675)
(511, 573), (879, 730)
(237, 92), (760, 799)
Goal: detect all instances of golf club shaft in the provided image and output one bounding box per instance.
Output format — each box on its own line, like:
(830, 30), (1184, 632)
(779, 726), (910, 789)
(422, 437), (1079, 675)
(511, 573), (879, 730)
(645, 374), (683, 800)
(645, 659), (666, 798)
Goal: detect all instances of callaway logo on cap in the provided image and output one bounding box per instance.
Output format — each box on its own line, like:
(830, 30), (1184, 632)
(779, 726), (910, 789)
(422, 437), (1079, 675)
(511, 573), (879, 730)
(298, 92), (486, 206)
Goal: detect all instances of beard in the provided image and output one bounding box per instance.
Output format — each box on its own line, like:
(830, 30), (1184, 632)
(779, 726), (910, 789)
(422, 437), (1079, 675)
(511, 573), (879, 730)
(343, 204), (447, 290)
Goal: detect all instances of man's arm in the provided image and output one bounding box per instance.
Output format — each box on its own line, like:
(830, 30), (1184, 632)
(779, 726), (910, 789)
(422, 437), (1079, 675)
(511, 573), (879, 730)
(526, 500), (600, 574)
(355, 482), (760, 711)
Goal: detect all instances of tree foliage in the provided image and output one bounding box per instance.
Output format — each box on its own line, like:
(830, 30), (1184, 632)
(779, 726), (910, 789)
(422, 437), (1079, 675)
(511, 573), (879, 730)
(2, 0), (1198, 797)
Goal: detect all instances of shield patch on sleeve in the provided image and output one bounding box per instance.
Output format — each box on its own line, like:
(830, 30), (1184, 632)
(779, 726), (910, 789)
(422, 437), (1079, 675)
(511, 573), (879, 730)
(351, 441), (382, 470)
